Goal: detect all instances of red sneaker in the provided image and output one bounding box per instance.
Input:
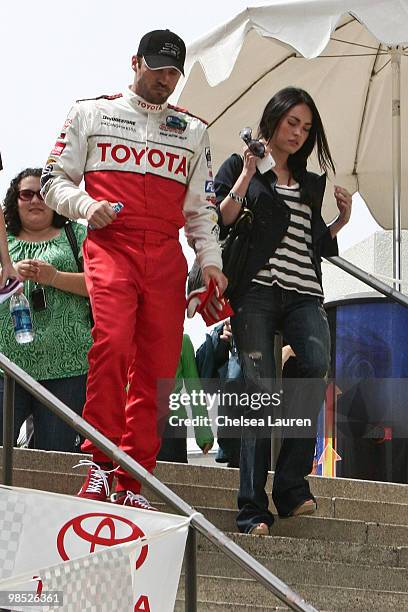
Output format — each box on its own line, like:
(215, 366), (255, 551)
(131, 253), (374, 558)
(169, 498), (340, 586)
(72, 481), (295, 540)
(111, 490), (157, 511)
(74, 460), (115, 502)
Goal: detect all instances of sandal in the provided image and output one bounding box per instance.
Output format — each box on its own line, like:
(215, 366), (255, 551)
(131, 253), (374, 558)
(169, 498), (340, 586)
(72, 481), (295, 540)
(291, 498), (317, 517)
(248, 522), (270, 536)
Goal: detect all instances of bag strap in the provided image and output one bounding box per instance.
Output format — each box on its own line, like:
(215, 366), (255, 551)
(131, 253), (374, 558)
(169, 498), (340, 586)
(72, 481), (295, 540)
(64, 222), (94, 326)
(64, 222), (83, 272)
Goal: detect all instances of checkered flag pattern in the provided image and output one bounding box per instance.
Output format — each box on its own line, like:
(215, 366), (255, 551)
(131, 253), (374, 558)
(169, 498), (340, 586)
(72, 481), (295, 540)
(0, 490), (26, 579)
(0, 486), (189, 611)
(42, 542), (137, 611)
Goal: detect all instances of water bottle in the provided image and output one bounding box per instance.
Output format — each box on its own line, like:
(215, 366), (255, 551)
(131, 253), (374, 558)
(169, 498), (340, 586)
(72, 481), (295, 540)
(88, 202), (124, 229)
(10, 293), (34, 344)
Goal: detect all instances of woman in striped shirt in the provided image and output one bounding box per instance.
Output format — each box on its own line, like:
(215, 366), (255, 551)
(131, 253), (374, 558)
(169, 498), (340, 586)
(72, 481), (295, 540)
(215, 87), (352, 536)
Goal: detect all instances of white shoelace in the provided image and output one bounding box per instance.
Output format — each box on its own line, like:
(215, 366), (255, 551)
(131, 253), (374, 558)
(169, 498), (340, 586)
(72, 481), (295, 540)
(124, 491), (154, 510)
(73, 459), (116, 496)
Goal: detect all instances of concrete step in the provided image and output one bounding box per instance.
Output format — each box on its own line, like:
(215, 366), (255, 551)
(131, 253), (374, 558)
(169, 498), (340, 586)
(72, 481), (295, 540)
(178, 576), (408, 611)
(4, 448), (408, 610)
(150, 485), (408, 527)
(4, 448), (408, 505)
(192, 551), (408, 592)
(158, 462), (408, 506)
(8, 455), (408, 531)
(147, 484), (333, 516)
(187, 506), (408, 547)
(0, 448), (87, 473)
(10, 468), (81, 496)
(174, 600), (288, 611)
(10, 466), (408, 550)
(9, 467), (408, 569)
(30, 466), (405, 550)
(198, 532), (405, 569)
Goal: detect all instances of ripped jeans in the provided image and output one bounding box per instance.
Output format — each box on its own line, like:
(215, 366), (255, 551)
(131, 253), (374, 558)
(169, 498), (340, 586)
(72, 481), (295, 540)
(231, 283), (330, 533)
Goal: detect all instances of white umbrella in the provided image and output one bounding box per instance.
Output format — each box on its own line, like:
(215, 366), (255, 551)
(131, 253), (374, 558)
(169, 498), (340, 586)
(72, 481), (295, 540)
(175, 0), (408, 287)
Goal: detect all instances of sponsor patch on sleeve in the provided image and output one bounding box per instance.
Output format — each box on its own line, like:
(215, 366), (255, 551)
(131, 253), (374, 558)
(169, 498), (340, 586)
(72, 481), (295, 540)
(206, 195), (216, 204)
(166, 115), (187, 131)
(205, 180), (214, 193)
(51, 141), (66, 156)
(40, 164), (54, 191)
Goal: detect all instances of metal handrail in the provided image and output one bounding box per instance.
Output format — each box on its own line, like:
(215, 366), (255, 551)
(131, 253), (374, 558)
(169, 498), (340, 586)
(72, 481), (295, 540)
(0, 354), (316, 612)
(325, 255), (408, 307)
(3, 256), (405, 611)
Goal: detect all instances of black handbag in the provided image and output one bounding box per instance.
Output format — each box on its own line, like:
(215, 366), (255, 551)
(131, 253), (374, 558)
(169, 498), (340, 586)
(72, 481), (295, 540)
(188, 154), (256, 299)
(64, 222), (94, 327)
(187, 204), (255, 300)
(220, 206), (254, 298)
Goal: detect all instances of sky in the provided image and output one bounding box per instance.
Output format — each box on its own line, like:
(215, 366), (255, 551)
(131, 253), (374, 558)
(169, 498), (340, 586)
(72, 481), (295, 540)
(0, 0), (382, 349)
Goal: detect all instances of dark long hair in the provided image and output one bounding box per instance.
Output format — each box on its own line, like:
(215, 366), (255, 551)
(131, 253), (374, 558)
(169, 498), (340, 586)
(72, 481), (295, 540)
(257, 87), (335, 176)
(3, 168), (68, 236)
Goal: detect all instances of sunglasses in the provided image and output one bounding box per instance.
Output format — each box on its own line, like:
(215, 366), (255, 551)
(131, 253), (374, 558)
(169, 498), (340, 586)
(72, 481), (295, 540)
(239, 127), (266, 158)
(18, 189), (44, 202)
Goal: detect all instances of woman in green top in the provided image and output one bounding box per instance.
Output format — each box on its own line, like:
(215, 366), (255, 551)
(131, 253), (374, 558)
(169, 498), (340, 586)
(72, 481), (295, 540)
(0, 168), (93, 451)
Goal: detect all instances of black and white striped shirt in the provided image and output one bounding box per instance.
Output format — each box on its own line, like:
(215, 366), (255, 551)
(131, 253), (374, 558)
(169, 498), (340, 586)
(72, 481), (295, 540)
(253, 183), (323, 297)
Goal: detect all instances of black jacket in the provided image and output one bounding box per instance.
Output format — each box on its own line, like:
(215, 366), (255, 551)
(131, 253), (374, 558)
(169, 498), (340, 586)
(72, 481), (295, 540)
(214, 153), (339, 302)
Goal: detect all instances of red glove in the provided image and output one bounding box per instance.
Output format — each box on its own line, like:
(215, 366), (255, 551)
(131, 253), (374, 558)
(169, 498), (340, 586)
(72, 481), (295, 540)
(187, 279), (234, 326)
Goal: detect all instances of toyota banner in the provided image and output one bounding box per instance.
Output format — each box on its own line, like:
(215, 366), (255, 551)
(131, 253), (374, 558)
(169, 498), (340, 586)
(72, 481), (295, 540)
(0, 486), (190, 611)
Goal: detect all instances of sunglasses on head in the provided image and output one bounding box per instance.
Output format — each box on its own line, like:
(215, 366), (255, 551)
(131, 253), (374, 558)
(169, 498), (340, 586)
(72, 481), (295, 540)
(18, 189), (44, 202)
(239, 127), (265, 158)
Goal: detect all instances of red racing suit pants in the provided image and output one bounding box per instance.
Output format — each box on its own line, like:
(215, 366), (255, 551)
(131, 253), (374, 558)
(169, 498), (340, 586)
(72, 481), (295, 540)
(81, 226), (187, 493)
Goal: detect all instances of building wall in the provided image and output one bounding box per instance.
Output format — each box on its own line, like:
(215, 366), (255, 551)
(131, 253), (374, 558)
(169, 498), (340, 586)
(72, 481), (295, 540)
(322, 230), (408, 303)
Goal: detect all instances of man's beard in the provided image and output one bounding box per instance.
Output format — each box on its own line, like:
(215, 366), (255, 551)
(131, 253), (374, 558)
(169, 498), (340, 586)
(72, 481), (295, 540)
(137, 79), (169, 105)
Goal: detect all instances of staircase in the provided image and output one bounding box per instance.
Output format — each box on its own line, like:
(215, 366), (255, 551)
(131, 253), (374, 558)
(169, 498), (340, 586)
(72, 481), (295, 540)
(3, 448), (408, 611)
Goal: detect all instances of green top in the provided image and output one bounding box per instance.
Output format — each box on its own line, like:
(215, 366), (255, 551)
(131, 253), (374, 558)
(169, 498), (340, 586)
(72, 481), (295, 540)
(0, 223), (92, 380)
(173, 334), (214, 449)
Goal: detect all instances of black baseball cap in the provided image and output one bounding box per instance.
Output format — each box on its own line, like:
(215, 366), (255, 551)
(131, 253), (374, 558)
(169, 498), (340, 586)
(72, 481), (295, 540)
(137, 29), (186, 75)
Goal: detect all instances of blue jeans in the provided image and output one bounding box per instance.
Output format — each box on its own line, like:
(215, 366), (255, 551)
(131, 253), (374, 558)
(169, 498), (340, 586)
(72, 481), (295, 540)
(0, 374), (87, 452)
(231, 284), (330, 533)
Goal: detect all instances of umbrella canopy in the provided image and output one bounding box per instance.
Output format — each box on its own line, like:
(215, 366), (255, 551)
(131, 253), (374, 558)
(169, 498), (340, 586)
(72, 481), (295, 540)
(176, 0), (408, 229)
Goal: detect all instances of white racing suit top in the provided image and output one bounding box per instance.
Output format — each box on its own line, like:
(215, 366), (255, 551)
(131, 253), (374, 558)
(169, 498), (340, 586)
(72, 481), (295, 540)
(41, 86), (222, 270)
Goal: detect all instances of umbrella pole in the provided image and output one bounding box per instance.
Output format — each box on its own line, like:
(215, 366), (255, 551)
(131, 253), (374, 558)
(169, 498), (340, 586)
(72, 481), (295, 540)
(391, 46), (402, 291)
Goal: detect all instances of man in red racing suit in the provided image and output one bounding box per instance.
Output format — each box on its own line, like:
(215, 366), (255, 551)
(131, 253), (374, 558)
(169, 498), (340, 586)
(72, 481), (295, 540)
(41, 29), (226, 509)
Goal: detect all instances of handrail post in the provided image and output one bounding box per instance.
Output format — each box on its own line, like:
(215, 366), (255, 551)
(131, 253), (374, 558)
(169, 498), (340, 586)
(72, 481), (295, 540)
(391, 45), (402, 291)
(185, 525), (197, 612)
(272, 332), (283, 470)
(2, 374), (15, 485)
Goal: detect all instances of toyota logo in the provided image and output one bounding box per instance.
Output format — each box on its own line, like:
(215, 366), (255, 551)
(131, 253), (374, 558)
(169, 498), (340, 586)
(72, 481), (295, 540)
(57, 513), (148, 570)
